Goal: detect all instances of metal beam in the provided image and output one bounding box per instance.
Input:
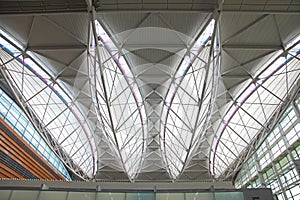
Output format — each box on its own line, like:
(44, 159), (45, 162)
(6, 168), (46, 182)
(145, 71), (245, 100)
(27, 45), (87, 51)
(179, 11), (221, 179)
(123, 43), (187, 50)
(119, 12), (152, 47)
(222, 10), (300, 15)
(222, 14), (268, 44)
(222, 44), (282, 50)
(91, 7), (132, 181)
(42, 15), (88, 45)
(96, 9), (214, 14)
(0, 179), (234, 190)
(0, 10), (88, 15)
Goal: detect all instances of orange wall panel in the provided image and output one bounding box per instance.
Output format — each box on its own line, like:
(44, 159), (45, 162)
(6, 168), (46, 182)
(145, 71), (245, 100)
(0, 118), (65, 180)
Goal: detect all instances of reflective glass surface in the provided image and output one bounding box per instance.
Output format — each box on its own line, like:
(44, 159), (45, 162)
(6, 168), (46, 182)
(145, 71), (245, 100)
(0, 29), (96, 178)
(211, 34), (300, 177)
(0, 88), (70, 180)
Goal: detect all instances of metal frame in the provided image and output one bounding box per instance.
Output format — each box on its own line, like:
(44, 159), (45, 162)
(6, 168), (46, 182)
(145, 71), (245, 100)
(0, 30), (97, 180)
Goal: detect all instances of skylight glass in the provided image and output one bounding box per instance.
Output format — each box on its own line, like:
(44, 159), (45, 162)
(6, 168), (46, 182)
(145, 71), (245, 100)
(161, 19), (218, 179)
(92, 20), (147, 180)
(0, 89), (71, 180)
(0, 31), (96, 179)
(211, 35), (300, 178)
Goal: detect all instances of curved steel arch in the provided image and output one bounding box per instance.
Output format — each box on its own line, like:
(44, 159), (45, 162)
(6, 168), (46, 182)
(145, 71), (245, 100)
(0, 29), (97, 179)
(211, 36), (300, 179)
(91, 18), (148, 181)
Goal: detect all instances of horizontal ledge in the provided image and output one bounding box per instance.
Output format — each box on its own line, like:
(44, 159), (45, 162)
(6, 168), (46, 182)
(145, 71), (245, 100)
(123, 44), (187, 49)
(96, 9), (214, 14)
(0, 10), (87, 16)
(221, 9), (300, 15)
(0, 179), (234, 191)
(222, 44), (282, 50)
(27, 45), (87, 51)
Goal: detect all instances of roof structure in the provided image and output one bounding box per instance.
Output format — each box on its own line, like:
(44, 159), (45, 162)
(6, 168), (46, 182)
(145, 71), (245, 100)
(0, 0), (299, 182)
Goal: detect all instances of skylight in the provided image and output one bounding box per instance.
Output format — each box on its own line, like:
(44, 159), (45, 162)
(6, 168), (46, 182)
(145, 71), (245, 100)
(211, 34), (300, 178)
(161, 19), (218, 179)
(0, 89), (71, 180)
(93, 20), (147, 180)
(0, 30), (97, 179)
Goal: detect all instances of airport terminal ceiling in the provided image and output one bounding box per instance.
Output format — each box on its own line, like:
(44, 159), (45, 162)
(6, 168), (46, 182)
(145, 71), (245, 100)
(0, 0), (300, 182)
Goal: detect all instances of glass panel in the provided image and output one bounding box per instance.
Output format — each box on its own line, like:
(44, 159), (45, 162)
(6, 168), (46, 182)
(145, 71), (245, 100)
(213, 34), (300, 177)
(68, 192), (96, 200)
(39, 191), (68, 200)
(215, 192), (244, 200)
(126, 193), (154, 200)
(96, 193), (125, 200)
(93, 21), (146, 180)
(156, 193), (186, 200)
(234, 92), (300, 199)
(10, 190), (39, 200)
(0, 190), (12, 200)
(161, 19), (218, 179)
(185, 192), (214, 200)
(0, 31), (96, 178)
(0, 88), (71, 180)
(1, 190), (278, 200)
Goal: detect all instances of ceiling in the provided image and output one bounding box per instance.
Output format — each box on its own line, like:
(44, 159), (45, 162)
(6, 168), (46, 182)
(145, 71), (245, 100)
(0, 0), (299, 182)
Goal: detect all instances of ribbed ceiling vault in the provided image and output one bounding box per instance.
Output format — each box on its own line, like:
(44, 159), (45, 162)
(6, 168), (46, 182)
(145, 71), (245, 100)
(0, 0), (299, 182)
